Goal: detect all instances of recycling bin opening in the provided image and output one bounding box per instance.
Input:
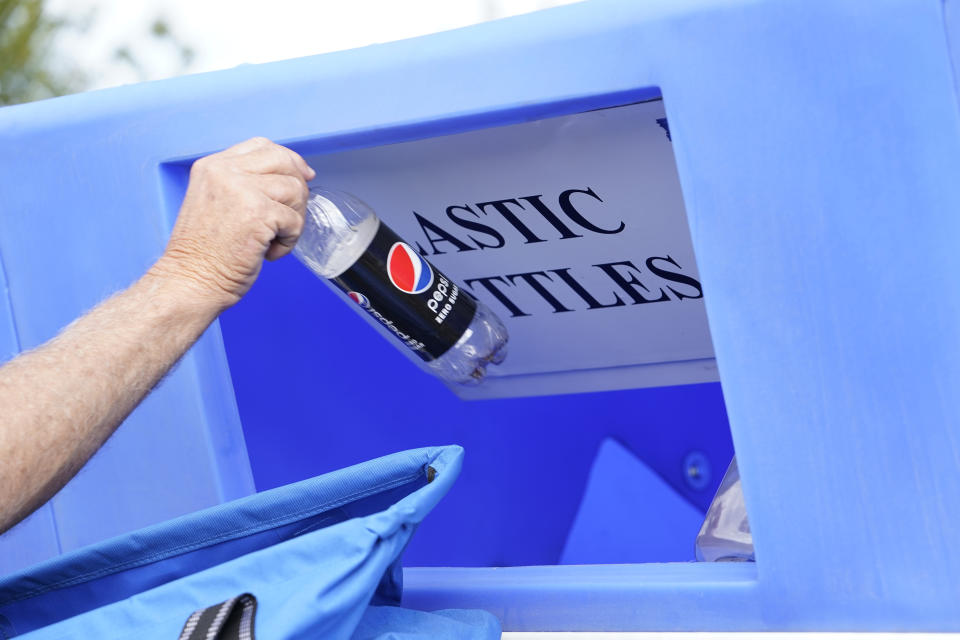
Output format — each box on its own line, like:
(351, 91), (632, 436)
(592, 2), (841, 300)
(165, 94), (737, 567)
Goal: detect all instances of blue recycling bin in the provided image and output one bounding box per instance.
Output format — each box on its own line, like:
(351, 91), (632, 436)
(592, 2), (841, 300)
(2, 0), (960, 632)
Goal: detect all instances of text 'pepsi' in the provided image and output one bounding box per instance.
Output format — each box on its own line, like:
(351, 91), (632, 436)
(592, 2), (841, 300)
(293, 189), (508, 385)
(335, 226), (475, 360)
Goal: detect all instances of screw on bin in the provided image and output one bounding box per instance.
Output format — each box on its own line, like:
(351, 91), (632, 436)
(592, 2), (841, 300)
(683, 451), (711, 491)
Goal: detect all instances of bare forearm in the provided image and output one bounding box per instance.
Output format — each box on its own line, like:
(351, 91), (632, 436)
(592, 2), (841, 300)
(0, 137), (311, 534)
(0, 263), (222, 532)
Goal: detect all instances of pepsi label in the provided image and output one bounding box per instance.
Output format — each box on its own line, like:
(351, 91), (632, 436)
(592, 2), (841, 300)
(332, 222), (477, 361)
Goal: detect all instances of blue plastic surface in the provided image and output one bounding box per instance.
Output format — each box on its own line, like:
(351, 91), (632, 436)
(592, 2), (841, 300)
(0, 263), (61, 574)
(1, 0), (959, 631)
(352, 607), (500, 640)
(559, 438), (705, 564)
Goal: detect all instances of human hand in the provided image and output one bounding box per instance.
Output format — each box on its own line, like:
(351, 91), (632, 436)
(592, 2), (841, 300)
(152, 137), (316, 311)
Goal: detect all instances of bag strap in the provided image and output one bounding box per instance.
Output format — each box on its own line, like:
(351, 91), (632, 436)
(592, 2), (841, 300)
(178, 594), (257, 640)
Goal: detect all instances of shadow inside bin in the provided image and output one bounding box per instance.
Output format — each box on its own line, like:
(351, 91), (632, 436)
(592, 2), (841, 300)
(218, 253), (733, 568)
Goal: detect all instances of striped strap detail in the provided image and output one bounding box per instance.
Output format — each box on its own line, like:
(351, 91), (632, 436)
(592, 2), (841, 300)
(178, 594), (257, 640)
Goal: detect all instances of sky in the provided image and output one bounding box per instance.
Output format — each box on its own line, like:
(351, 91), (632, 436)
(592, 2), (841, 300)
(47, 0), (580, 92)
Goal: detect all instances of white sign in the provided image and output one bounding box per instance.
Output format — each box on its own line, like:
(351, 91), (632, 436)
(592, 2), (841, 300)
(304, 100), (717, 399)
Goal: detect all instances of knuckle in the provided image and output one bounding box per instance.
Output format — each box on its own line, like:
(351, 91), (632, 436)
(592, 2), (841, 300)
(274, 146), (297, 170)
(271, 146), (291, 167)
(286, 204), (304, 227)
(287, 152), (302, 170)
(191, 154), (230, 180)
(190, 156), (210, 176)
(289, 156), (303, 177)
(284, 174), (304, 195)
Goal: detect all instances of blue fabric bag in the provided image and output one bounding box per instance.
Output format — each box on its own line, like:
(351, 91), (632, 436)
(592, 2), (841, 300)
(0, 446), (499, 639)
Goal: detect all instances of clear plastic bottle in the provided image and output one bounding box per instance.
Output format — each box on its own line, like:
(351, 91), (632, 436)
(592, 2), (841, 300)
(694, 457), (755, 562)
(293, 188), (508, 384)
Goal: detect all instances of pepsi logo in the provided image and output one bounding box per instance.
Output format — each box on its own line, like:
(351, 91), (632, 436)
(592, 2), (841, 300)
(347, 291), (370, 308)
(387, 242), (434, 294)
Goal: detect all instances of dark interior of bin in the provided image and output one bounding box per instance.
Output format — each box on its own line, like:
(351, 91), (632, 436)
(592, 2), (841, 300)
(215, 99), (734, 568)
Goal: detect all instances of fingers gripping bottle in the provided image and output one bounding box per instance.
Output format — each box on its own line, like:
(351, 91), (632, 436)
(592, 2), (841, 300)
(293, 188), (508, 384)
